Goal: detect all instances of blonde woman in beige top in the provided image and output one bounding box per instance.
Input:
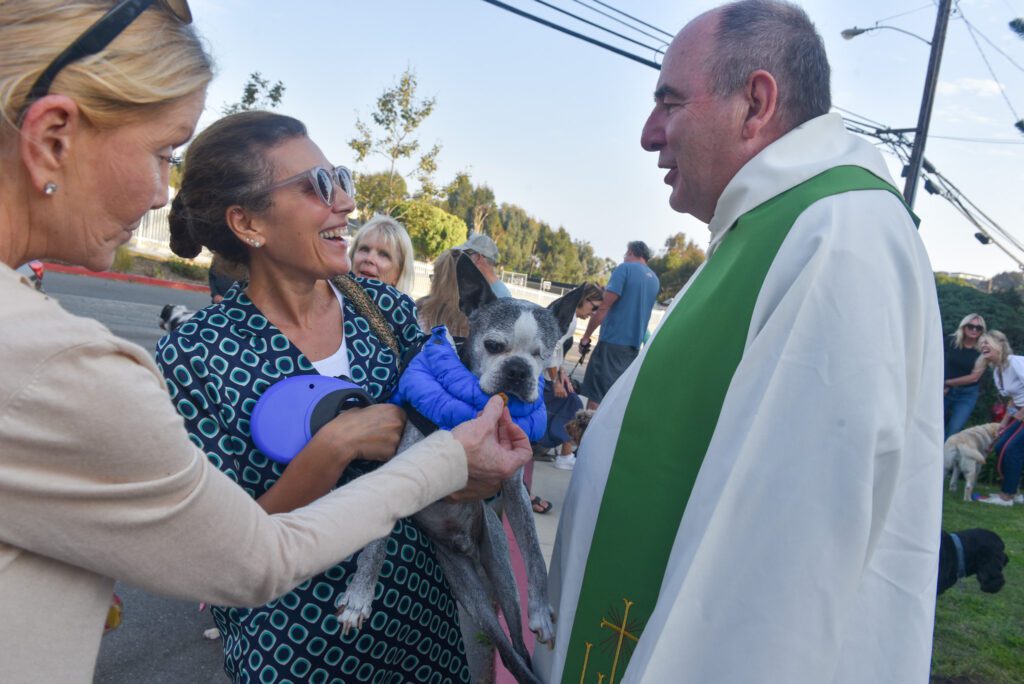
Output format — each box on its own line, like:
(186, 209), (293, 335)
(0, 2), (530, 682)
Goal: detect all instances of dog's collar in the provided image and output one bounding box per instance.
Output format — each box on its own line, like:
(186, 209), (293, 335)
(950, 532), (967, 580)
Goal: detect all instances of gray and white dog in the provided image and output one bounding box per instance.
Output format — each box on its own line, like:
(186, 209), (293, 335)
(336, 254), (576, 684)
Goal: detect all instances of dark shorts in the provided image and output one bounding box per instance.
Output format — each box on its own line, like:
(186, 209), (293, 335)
(580, 340), (638, 404)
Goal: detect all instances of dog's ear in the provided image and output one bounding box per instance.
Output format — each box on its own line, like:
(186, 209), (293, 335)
(456, 251), (497, 318)
(547, 285), (586, 340)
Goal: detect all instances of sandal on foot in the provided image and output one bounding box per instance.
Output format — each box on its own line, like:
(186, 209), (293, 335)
(532, 496), (552, 514)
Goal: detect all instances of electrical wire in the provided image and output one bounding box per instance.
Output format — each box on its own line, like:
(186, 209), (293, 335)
(929, 134), (1024, 143)
(959, 7), (1022, 122)
(479, 0), (661, 68)
(568, 0), (668, 47)
(584, 0), (675, 39)
(959, 17), (1024, 74)
(528, 0), (666, 55)
(877, 3), (940, 24)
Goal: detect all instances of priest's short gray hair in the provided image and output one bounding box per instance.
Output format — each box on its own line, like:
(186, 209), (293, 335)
(706, 0), (831, 131)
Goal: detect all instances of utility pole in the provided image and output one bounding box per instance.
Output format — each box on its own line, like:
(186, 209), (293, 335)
(903, 0), (953, 208)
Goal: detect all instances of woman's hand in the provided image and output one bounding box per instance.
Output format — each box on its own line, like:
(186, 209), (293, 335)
(257, 404), (406, 514)
(319, 404), (406, 463)
(448, 395), (532, 501)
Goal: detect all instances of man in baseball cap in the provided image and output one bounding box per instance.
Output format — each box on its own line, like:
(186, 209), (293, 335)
(455, 233), (511, 298)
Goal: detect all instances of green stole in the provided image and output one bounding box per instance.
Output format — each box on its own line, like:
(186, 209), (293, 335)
(562, 166), (916, 684)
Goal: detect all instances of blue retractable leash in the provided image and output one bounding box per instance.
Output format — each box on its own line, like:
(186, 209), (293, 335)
(250, 376), (374, 464)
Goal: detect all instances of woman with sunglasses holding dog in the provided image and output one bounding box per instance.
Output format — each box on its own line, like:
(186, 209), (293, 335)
(158, 110), (484, 683)
(943, 313), (989, 438)
(0, 3), (530, 681)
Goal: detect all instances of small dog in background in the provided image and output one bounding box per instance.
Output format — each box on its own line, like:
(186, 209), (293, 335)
(564, 408), (594, 448)
(937, 528), (1008, 595)
(158, 303), (194, 332)
(944, 423), (1001, 500)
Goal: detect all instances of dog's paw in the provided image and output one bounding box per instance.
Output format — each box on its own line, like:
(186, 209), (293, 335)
(202, 627), (221, 640)
(528, 602), (556, 647)
(335, 589), (374, 635)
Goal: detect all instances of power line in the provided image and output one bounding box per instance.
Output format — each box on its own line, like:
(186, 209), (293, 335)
(877, 3), (940, 25)
(960, 17), (1024, 75)
(958, 7), (1022, 122)
(479, 0), (661, 69)
(528, 0), (665, 55)
(569, 0), (668, 47)
(929, 133), (1024, 143)
(584, 0), (675, 39)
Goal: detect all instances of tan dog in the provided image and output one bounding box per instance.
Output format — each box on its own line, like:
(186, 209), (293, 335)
(944, 423), (1001, 501)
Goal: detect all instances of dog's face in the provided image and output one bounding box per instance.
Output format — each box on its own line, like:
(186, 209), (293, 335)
(971, 529), (1009, 593)
(455, 253), (562, 402)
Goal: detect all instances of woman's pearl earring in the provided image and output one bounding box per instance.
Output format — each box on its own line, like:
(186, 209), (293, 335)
(43, 182), (58, 196)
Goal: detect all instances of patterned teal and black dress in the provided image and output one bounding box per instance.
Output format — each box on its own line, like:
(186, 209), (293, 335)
(156, 278), (470, 684)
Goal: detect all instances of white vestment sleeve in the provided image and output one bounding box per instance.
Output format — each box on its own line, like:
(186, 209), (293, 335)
(623, 190), (944, 683)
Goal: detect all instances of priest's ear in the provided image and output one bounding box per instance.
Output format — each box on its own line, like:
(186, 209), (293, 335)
(741, 69), (779, 140)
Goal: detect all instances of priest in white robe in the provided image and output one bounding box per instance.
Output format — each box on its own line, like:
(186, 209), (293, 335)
(535, 2), (943, 683)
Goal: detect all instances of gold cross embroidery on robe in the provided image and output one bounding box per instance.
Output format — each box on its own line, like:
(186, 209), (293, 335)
(578, 598), (642, 684)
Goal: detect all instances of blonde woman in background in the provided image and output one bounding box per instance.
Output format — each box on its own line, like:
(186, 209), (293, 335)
(0, 2), (529, 680)
(977, 331), (1024, 505)
(350, 214), (416, 294)
(943, 313), (988, 438)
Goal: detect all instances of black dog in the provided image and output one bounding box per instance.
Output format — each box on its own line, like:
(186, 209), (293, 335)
(937, 528), (1008, 595)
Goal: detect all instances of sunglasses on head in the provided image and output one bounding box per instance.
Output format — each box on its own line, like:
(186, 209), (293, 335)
(24, 0), (192, 108)
(266, 166), (355, 207)
(964, 323), (984, 332)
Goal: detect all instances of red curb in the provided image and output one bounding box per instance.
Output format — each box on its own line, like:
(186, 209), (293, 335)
(45, 262), (210, 293)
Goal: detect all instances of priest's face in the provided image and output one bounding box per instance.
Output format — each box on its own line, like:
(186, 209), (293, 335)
(640, 12), (750, 223)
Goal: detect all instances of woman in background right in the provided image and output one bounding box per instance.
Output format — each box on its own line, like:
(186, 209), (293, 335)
(541, 283), (604, 472)
(976, 330), (1024, 506)
(943, 313), (988, 438)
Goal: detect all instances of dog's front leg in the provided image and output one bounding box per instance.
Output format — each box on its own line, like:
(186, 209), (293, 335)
(500, 468), (556, 648)
(435, 547), (542, 684)
(480, 501), (530, 661)
(335, 538), (388, 634)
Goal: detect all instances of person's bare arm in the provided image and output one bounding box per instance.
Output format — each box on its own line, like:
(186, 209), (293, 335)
(580, 291), (620, 349)
(257, 404), (405, 514)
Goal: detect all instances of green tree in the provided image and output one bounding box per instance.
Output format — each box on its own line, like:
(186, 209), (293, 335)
(445, 172), (497, 235)
(495, 203), (541, 275)
(349, 69), (442, 214)
(647, 232), (706, 303)
(574, 240), (611, 282)
(990, 270), (1024, 293)
(221, 72), (286, 115)
(354, 171), (408, 220)
(537, 225), (583, 282)
(392, 200), (467, 260)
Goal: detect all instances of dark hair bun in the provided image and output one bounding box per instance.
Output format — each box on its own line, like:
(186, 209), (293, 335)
(168, 192), (202, 259)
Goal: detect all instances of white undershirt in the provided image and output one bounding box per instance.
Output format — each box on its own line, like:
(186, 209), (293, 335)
(310, 281), (351, 378)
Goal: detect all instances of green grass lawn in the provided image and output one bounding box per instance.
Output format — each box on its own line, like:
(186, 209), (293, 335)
(931, 484), (1024, 683)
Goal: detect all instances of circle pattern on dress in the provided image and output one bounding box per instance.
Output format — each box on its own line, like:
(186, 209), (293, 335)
(157, 280), (468, 684)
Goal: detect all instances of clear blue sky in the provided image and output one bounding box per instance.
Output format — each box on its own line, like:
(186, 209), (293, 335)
(191, 0), (1024, 277)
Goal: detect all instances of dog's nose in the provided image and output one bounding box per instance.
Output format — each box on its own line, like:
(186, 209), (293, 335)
(503, 358), (531, 383)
